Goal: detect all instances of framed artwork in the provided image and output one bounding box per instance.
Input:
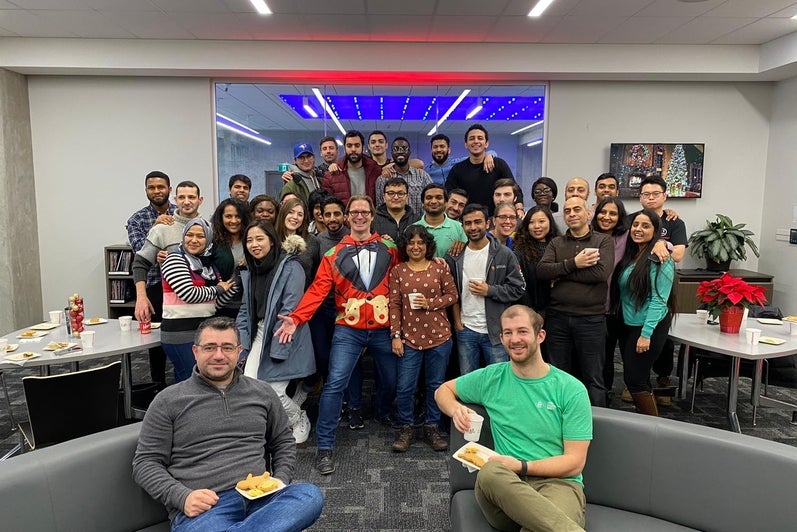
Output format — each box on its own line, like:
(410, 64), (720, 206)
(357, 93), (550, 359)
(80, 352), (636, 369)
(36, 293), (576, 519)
(609, 143), (705, 198)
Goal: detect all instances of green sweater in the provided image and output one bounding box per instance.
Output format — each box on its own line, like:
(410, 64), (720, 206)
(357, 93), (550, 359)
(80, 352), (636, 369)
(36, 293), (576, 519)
(618, 259), (674, 338)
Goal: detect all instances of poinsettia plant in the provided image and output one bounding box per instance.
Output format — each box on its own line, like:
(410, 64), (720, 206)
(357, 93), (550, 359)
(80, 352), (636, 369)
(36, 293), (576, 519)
(696, 273), (767, 318)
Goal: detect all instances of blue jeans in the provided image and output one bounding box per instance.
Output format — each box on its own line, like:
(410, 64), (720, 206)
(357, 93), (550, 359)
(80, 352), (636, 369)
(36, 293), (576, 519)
(171, 483), (323, 532)
(456, 327), (507, 375)
(396, 339), (452, 426)
(316, 326), (396, 450)
(307, 302), (362, 408)
(162, 341), (195, 383)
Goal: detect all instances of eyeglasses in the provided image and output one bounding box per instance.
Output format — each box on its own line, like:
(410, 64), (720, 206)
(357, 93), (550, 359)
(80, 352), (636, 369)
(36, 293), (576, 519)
(196, 343), (239, 354)
(495, 215), (518, 222)
(347, 210), (372, 218)
(392, 146), (410, 153)
(384, 191), (407, 198)
(533, 187), (552, 196)
(639, 191), (664, 199)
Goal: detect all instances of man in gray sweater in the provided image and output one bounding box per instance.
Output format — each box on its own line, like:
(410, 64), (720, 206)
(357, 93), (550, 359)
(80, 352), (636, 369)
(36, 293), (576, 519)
(132, 317), (323, 530)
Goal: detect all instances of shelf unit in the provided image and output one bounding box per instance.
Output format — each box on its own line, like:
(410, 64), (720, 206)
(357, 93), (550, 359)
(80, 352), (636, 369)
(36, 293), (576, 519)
(674, 269), (774, 314)
(105, 244), (135, 319)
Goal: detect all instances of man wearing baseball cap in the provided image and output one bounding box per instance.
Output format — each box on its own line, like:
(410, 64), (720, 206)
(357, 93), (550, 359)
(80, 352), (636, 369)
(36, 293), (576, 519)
(280, 142), (324, 204)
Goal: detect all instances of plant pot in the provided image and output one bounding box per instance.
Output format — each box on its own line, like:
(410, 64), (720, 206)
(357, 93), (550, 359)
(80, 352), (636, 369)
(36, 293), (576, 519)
(718, 306), (745, 334)
(706, 258), (731, 272)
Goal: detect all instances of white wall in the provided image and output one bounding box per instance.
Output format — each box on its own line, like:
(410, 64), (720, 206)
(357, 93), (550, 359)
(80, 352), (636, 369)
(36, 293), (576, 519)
(546, 80), (772, 273)
(28, 76), (214, 317)
(759, 76), (797, 310)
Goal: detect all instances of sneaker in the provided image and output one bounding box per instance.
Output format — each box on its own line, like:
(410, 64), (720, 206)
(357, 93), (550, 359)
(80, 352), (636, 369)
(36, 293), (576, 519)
(392, 425), (415, 453)
(292, 386), (309, 408)
(621, 387), (633, 403)
(348, 408), (364, 430)
(423, 424), (449, 451)
(291, 410), (311, 444)
(315, 449), (335, 475)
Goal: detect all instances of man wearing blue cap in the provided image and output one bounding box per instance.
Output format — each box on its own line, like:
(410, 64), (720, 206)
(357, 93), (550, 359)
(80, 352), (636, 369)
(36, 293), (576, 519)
(280, 142), (324, 204)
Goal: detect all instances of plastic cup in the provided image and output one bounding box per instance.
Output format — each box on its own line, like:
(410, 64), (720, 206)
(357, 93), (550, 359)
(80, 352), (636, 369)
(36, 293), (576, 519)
(745, 328), (762, 345)
(49, 310), (63, 324)
(464, 413), (484, 442)
(789, 322), (797, 336)
(0, 339), (7, 353)
(408, 293), (423, 310)
(696, 309), (708, 324)
(139, 320), (152, 335)
(119, 316), (133, 332)
(81, 330), (95, 348)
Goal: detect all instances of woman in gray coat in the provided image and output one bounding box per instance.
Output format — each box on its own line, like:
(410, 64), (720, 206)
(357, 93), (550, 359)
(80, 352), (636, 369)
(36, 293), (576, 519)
(236, 220), (315, 443)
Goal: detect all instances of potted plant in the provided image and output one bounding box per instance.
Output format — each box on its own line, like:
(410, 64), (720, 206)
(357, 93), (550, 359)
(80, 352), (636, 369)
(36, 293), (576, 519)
(696, 273), (767, 333)
(687, 214), (760, 271)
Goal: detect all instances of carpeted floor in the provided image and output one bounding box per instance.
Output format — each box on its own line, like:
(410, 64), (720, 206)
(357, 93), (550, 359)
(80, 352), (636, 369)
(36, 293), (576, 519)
(2, 346), (797, 531)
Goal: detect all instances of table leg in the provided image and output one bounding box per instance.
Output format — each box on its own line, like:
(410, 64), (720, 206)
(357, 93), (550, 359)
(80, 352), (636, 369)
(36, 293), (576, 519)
(751, 360), (764, 427)
(678, 344), (691, 400)
(726, 356), (742, 433)
(121, 353), (133, 419)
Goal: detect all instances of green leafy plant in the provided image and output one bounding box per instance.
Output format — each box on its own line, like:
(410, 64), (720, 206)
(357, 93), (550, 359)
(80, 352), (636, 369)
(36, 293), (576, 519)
(687, 214), (760, 266)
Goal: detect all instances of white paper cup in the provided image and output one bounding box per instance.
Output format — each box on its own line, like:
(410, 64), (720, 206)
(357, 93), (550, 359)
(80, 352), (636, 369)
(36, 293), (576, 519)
(119, 316), (133, 332)
(0, 338), (7, 353)
(408, 293), (423, 310)
(745, 328), (762, 345)
(464, 413), (484, 442)
(49, 310), (63, 324)
(789, 322), (797, 336)
(696, 309), (708, 324)
(81, 330), (95, 348)
(583, 247), (599, 254)
(469, 277), (484, 284)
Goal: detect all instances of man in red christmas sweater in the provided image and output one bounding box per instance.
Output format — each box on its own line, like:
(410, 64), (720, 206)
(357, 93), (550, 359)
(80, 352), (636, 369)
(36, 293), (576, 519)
(275, 195), (400, 475)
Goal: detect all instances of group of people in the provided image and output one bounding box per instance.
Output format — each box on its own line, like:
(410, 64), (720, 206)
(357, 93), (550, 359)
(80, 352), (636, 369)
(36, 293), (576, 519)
(126, 122), (688, 531)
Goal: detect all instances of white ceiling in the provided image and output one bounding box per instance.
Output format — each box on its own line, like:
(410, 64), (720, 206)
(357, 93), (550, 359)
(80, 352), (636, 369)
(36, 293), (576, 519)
(0, 0), (795, 45)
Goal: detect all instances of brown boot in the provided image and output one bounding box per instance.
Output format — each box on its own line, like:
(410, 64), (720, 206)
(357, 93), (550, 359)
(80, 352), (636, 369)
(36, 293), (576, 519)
(632, 391), (659, 417)
(423, 424), (449, 451)
(620, 387), (633, 403)
(392, 425), (415, 453)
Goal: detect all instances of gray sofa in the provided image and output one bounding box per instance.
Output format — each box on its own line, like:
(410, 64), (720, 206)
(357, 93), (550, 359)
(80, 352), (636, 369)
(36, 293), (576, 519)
(450, 406), (797, 532)
(0, 423), (168, 532)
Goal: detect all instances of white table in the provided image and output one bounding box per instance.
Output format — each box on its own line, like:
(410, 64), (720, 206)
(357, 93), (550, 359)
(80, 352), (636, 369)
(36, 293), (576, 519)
(669, 313), (797, 433)
(0, 319), (160, 419)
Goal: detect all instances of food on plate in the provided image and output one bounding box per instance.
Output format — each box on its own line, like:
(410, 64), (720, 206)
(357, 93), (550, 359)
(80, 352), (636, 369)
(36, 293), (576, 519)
(20, 330), (37, 337)
(457, 446), (486, 468)
(45, 341), (70, 350)
(87, 317), (103, 324)
(236, 471), (278, 496)
(22, 352), (36, 359)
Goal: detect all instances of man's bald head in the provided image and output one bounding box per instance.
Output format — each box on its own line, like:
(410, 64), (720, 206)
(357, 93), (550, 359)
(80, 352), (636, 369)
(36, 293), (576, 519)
(565, 177), (589, 201)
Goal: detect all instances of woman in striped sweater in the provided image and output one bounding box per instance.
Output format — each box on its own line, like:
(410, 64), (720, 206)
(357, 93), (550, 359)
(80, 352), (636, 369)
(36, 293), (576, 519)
(160, 218), (237, 382)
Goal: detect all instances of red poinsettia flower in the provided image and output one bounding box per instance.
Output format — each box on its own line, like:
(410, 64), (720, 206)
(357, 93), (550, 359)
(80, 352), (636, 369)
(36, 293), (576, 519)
(696, 273), (767, 318)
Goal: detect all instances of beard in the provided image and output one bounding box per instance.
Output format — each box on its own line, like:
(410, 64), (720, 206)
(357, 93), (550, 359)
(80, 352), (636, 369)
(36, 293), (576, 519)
(346, 152), (362, 164)
(432, 152), (448, 164)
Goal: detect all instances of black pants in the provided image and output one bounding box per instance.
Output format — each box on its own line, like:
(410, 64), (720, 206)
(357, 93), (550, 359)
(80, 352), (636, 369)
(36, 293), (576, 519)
(145, 283), (167, 385)
(620, 315), (672, 394)
(545, 310), (606, 407)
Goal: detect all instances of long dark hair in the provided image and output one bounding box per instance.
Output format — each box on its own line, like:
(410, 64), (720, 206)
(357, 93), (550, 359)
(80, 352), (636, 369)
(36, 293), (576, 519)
(397, 225), (436, 262)
(211, 198), (251, 245)
(591, 197), (628, 236)
(514, 206), (560, 263)
(611, 209), (676, 315)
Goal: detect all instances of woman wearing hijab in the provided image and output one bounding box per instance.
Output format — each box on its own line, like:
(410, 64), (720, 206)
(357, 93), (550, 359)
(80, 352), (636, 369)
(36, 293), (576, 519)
(158, 218), (237, 382)
(236, 220), (316, 444)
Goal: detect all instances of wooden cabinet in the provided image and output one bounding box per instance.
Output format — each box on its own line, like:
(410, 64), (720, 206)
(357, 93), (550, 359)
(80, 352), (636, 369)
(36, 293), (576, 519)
(104, 244), (135, 319)
(674, 269), (774, 314)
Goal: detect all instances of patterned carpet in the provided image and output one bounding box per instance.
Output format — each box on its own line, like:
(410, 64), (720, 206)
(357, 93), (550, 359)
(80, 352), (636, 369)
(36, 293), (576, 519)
(2, 346), (797, 531)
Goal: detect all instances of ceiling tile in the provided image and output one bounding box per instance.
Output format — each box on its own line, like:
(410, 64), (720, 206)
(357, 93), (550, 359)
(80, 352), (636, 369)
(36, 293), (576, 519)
(705, 0), (797, 18)
(598, 16), (693, 43)
(246, 14), (312, 40)
(365, 14), (432, 40)
(0, 0), (24, 8)
(366, 0), (434, 16)
(0, 10), (77, 37)
(656, 16), (758, 44)
(566, 0), (656, 17)
(541, 14), (628, 43)
(176, 13), (254, 39)
(149, 0), (233, 13)
(712, 18), (797, 44)
(635, 0), (725, 17)
(483, 15), (561, 43)
(771, 4), (797, 17)
(268, 0), (366, 16)
(33, 10), (136, 38)
(7, 0), (91, 8)
(435, 0), (509, 17)
(83, 0), (161, 10)
(428, 15), (496, 42)
(101, 11), (195, 39)
(300, 14), (371, 40)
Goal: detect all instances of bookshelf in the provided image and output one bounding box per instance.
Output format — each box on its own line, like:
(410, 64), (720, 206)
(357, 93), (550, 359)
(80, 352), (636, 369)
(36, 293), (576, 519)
(104, 244), (135, 319)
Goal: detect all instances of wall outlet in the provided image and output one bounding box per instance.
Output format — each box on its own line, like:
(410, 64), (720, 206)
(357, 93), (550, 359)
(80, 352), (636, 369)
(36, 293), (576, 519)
(790, 229), (797, 245)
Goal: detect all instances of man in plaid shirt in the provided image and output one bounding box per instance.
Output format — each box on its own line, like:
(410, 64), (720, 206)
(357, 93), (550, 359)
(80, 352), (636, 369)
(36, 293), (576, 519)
(126, 170), (176, 388)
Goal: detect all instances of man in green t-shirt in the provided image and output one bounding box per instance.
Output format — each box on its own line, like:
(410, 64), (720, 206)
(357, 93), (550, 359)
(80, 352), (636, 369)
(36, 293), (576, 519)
(435, 305), (592, 531)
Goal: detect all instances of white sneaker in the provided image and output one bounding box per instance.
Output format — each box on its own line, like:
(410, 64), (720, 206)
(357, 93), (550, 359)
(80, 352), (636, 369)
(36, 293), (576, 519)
(292, 386), (309, 408)
(291, 410), (311, 444)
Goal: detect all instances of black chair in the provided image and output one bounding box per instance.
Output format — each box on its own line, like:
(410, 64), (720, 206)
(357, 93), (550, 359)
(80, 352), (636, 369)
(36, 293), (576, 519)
(18, 361), (121, 450)
(0, 370), (22, 460)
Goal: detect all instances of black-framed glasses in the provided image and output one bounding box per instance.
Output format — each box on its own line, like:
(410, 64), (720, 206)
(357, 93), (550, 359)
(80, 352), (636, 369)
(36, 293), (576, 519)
(495, 214), (518, 222)
(533, 187), (552, 196)
(196, 343), (239, 354)
(347, 210), (371, 218)
(639, 191), (664, 199)
(384, 191), (407, 198)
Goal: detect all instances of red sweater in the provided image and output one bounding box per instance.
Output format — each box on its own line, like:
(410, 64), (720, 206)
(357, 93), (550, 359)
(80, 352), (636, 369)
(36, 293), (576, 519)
(290, 232), (399, 330)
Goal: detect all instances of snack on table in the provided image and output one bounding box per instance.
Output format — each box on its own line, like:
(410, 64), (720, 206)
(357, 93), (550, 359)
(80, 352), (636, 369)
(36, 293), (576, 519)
(20, 330), (37, 338)
(87, 317), (103, 324)
(457, 446), (486, 468)
(236, 471), (278, 497)
(45, 341), (70, 351)
(22, 352), (36, 359)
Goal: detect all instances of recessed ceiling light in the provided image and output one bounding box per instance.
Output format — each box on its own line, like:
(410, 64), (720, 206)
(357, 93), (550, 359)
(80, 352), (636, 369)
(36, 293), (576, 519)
(528, 0), (554, 17)
(250, 0), (272, 15)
